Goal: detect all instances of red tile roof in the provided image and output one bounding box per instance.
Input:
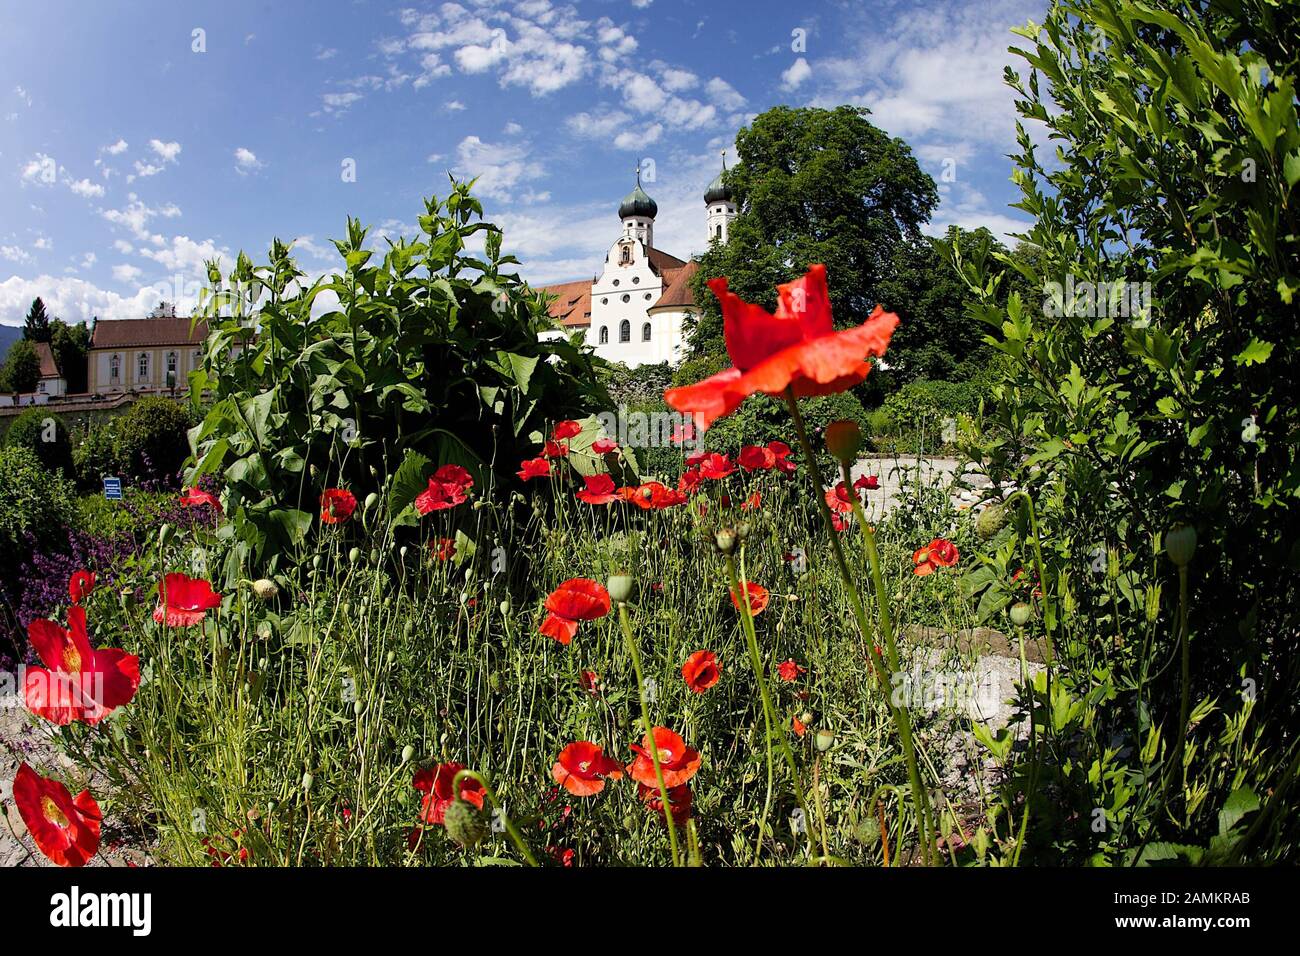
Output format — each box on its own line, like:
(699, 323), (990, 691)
(646, 247), (687, 274)
(651, 261), (700, 311)
(90, 317), (210, 350)
(33, 342), (60, 379)
(538, 279), (594, 328)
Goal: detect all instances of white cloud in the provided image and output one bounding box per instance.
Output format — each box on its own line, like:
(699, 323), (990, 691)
(321, 91), (364, 113)
(780, 57), (812, 91)
(445, 100), (466, 111)
(33, 236), (52, 251)
(1, 245), (32, 264)
(102, 139), (128, 155)
(705, 77), (746, 111)
(113, 239), (134, 254)
(19, 153), (57, 186)
(149, 139), (182, 163)
(101, 196), (181, 243)
(660, 67), (698, 92)
(614, 124), (662, 151)
(453, 135), (544, 202)
(0, 274), (190, 324)
(566, 108), (631, 139)
(138, 235), (231, 276)
(234, 147), (264, 174)
(112, 263), (143, 283)
(67, 177), (105, 199)
(316, 47), (338, 60)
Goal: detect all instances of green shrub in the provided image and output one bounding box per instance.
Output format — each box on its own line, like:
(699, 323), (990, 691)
(0, 444), (75, 561)
(73, 422), (121, 490)
(4, 407), (74, 477)
(188, 182), (611, 579)
(113, 396), (196, 485)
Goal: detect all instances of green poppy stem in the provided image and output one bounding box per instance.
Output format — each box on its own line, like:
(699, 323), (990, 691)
(452, 768), (538, 867)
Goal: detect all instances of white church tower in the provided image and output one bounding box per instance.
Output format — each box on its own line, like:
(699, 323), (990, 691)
(704, 151), (737, 245)
(619, 162), (657, 248)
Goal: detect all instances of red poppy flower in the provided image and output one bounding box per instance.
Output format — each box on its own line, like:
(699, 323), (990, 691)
(741, 491), (762, 510)
(180, 487), (223, 514)
(580, 670), (600, 696)
(551, 741), (624, 797)
(792, 715), (807, 737)
(913, 538), (960, 576)
(415, 477), (468, 514)
(517, 457), (551, 481)
(539, 578), (611, 644)
(412, 762), (485, 827)
(68, 570), (95, 605)
(670, 421), (697, 445)
(542, 440), (569, 459)
(681, 650), (721, 693)
(12, 763), (102, 867)
(24, 606), (139, 725)
(771, 441), (798, 476)
(618, 481), (687, 510)
(825, 482), (856, 513)
(591, 437), (619, 454)
(777, 659), (807, 682)
(831, 511), (851, 532)
(552, 420), (583, 441)
(664, 265), (899, 429)
(738, 444), (777, 471)
(729, 581), (770, 617)
(320, 488), (357, 524)
(576, 473), (619, 505)
(433, 464), (473, 488)
(699, 452), (735, 480)
(855, 474), (880, 491)
(433, 537), (456, 561)
(638, 783), (693, 827)
(627, 727), (701, 788)
(153, 573), (222, 626)
(677, 468), (704, 495)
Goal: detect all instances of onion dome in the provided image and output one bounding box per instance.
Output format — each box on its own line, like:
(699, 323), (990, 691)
(704, 171), (732, 204)
(619, 182), (658, 219)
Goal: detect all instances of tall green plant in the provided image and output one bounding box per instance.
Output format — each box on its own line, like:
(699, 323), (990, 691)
(187, 180), (612, 580)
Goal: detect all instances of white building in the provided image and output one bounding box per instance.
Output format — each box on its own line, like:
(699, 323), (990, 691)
(538, 165), (735, 367)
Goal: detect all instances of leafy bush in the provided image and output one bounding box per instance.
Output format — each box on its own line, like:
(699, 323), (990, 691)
(953, 0), (1300, 863)
(73, 421), (120, 490)
(4, 407), (74, 477)
(113, 396), (197, 486)
(188, 181), (611, 579)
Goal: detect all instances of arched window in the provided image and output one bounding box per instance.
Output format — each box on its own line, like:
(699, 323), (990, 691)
(137, 352), (149, 382)
(599, 326), (609, 344)
(619, 245), (631, 265)
(109, 354), (120, 381)
(167, 351), (178, 375)
(619, 320), (630, 343)
(715, 224), (723, 240)
(642, 322), (652, 342)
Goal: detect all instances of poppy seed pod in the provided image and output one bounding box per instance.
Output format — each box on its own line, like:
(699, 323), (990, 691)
(976, 503), (1007, 540)
(825, 420), (863, 463)
(815, 729), (836, 752)
(302, 772), (314, 793)
(713, 528), (738, 555)
(1165, 524), (1197, 567)
(607, 573), (635, 603)
(1009, 602), (1034, 627)
(252, 578), (279, 602)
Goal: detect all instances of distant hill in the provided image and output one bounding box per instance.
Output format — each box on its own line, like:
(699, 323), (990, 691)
(0, 325), (21, 362)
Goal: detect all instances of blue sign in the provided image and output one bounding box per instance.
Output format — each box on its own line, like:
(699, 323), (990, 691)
(103, 477), (123, 500)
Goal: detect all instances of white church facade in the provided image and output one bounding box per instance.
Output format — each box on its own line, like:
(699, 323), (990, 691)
(538, 165), (736, 367)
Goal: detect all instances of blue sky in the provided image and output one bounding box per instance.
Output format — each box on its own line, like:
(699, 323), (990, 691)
(0, 0), (1045, 327)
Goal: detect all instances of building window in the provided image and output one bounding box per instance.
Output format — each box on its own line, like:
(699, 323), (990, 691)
(632, 276), (640, 284)
(109, 354), (120, 381)
(612, 279), (620, 286)
(716, 224), (723, 240)
(167, 351), (178, 375)
(619, 320), (630, 343)
(620, 245), (631, 265)
(642, 322), (652, 342)
(599, 326), (609, 344)
(137, 352), (149, 382)
(644, 293), (652, 300)
(621, 294), (630, 303)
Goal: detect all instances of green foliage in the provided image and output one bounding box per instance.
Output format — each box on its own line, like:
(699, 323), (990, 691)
(23, 297), (51, 343)
(0, 338), (41, 394)
(0, 444), (75, 562)
(187, 181), (612, 578)
(3, 407), (73, 477)
(49, 317), (90, 393)
(954, 0), (1300, 863)
(113, 397), (198, 485)
(73, 421), (121, 490)
(688, 106), (937, 359)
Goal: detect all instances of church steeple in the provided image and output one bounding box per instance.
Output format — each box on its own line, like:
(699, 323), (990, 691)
(619, 160), (656, 248)
(705, 150), (736, 245)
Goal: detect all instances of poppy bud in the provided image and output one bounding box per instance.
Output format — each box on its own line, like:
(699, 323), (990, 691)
(815, 729), (836, 752)
(1165, 524), (1197, 567)
(800, 711), (814, 725)
(976, 503), (1007, 540)
(607, 573), (635, 603)
(312, 555), (322, 570)
(713, 528), (737, 555)
(302, 772), (314, 793)
(1009, 602), (1034, 626)
(349, 547), (361, 564)
(400, 745), (415, 764)
(825, 420), (863, 464)
(252, 578), (279, 602)
(158, 523), (174, 550)
(364, 492), (379, 513)
(498, 599), (510, 615)
(400, 546), (408, 560)
(386, 650), (396, 665)
(353, 699), (365, 716)
(735, 521), (752, 542)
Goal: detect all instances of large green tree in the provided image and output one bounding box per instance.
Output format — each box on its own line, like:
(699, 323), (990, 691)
(0, 339), (41, 393)
(688, 105), (938, 363)
(49, 318), (90, 393)
(22, 297), (50, 343)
